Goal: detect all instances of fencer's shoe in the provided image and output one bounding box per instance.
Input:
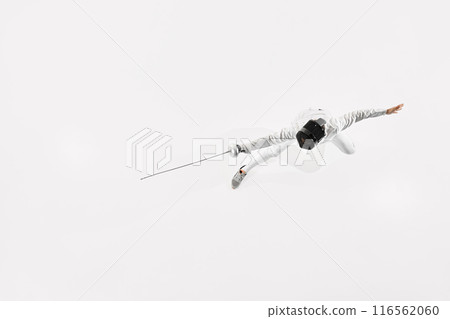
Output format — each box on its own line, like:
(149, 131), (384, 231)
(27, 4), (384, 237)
(231, 166), (247, 189)
(229, 144), (245, 158)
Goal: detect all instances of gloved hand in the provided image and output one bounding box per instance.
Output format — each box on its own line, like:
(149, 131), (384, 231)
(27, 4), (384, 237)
(229, 144), (245, 158)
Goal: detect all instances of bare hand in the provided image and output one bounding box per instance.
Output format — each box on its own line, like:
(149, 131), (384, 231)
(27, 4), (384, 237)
(386, 104), (404, 115)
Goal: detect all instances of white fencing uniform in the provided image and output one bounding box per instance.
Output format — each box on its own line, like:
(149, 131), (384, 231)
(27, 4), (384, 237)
(241, 108), (387, 171)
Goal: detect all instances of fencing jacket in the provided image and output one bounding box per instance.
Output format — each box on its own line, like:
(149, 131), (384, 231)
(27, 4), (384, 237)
(241, 108), (387, 152)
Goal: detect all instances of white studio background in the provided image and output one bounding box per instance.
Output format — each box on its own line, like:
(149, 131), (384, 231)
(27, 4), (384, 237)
(0, 0), (449, 300)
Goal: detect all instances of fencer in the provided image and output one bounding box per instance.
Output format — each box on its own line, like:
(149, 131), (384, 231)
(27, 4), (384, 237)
(229, 104), (404, 189)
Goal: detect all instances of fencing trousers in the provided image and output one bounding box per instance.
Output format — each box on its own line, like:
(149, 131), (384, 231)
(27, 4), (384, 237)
(243, 132), (355, 172)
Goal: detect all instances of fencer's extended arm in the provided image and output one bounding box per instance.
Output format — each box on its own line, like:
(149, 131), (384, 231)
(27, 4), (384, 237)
(240, 126), (295, 152)
(332, 108), (387, 133)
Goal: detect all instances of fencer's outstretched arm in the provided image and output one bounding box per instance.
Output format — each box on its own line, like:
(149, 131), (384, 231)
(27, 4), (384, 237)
(236, 104), (404, 154)
(240, 126), (295, 153)
(332, 104), (404, 133)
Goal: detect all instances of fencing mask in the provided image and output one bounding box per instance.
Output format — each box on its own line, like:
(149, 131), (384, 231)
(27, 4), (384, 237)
(296, 118), (326, 150)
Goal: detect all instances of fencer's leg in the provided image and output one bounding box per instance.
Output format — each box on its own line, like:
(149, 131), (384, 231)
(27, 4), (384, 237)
(232, 141), (293, 188)
(239, 126), (296, 153)
(331, 133), (356, 154)
(243, 140), (293, 172)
